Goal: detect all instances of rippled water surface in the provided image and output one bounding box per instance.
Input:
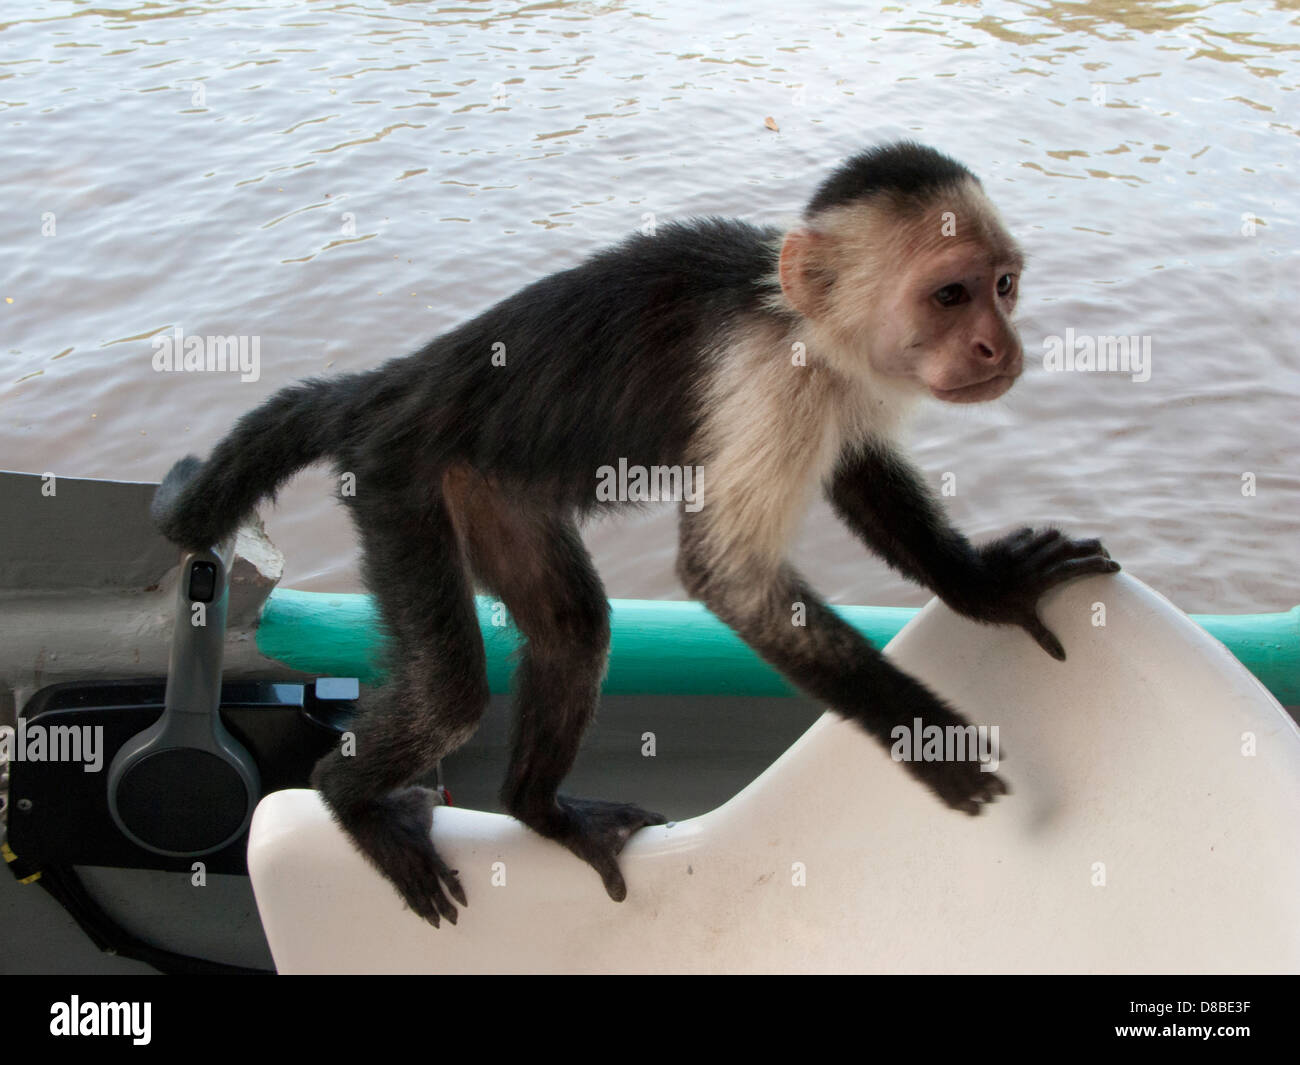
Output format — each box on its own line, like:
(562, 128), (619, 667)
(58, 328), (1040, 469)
(2, 0), (1297, 613)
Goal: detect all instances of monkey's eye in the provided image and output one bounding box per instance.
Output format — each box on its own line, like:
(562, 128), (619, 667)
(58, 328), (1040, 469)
(997, 273), (1016, 297)
(933, 284), (969, 308)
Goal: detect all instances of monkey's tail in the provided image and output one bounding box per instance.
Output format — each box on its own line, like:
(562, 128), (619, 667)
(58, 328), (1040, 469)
(151, 378), (345, 550)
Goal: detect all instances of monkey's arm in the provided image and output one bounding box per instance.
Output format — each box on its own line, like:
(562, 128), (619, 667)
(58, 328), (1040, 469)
(677, 526), (1005, 813)
(826, 441), (1119, 660)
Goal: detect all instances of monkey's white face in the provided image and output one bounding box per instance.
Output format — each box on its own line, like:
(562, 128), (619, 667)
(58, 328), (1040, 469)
(871, 239), (1024, 404)
(778, 181), (1025, 405)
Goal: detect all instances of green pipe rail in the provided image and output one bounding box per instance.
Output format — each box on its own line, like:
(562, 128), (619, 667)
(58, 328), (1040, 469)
(257, 589), (1300, 705)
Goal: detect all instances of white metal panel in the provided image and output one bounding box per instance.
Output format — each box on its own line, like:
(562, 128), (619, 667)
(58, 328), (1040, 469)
(248, 573), (1300, 973)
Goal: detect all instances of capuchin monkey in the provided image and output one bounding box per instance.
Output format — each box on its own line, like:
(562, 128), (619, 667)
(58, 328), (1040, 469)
(152, 141), (1119, 927)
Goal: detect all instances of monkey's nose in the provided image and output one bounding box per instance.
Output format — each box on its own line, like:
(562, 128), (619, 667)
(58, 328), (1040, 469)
(974, 339), (1022, 371)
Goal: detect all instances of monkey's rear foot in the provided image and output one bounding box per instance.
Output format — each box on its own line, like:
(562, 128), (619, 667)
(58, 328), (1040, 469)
(548, 796), (667, 902)
(333, 786), (467, 928)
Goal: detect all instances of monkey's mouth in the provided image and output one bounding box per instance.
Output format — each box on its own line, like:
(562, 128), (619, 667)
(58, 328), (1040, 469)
(929, 375), (1015, 404)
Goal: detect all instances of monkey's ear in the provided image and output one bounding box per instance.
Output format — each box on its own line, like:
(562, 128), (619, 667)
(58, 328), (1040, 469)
(778, 227), (834, 320)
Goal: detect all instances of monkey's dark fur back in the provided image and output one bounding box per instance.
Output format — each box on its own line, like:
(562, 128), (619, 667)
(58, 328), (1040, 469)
(151, 217), (784, 550)
(154, 140), (974, 549)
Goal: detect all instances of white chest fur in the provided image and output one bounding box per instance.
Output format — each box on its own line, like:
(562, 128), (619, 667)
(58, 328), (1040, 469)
(692, 321), (918, 576)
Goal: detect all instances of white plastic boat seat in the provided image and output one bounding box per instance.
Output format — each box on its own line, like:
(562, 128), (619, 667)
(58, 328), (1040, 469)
(248, 574), (1300, 973)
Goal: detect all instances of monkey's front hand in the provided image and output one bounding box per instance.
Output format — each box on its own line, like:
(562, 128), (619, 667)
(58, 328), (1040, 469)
(878, 671), (1010, 815)
(965, 527), (1120, 661)
(549, 796), (667, 902)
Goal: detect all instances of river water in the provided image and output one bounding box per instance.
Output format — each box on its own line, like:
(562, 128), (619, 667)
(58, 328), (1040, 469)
(2, 0), (1297, 613)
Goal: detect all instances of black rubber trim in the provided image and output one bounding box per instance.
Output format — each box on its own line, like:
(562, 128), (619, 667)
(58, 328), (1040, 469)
(28, 862), (274, 975)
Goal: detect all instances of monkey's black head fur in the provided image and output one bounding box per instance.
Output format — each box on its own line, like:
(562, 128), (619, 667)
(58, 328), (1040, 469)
(804, 141), (977, 219)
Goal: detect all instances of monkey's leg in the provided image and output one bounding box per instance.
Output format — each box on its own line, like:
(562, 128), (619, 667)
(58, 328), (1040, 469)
(310, 492), (489, 927)
(444, 471), (665, 902)
(503, 638), (668, 902)
(678, 535), (1007, 815)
